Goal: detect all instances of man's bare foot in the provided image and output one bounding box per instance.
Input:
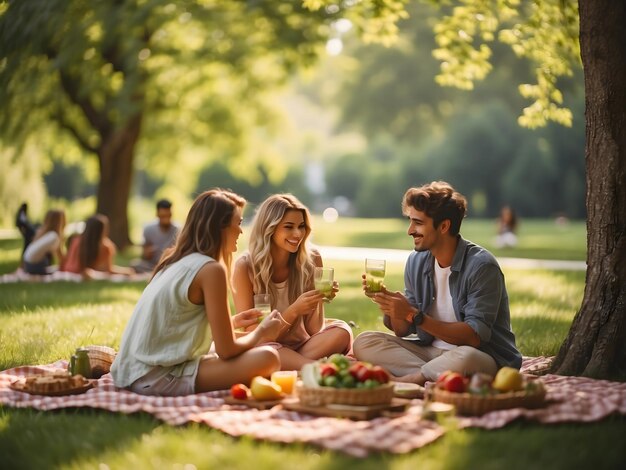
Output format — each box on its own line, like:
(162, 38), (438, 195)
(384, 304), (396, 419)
(392, 372), (426, 385)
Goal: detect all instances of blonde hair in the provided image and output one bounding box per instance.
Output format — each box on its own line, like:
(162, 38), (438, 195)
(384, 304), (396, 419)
(247, 194), (315, 305)
(34, 209), (66, 242)
(154, 189), (246, 278)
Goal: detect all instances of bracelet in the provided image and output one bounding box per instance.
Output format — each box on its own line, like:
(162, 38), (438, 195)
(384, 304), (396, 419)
(278, 312), (292, 327)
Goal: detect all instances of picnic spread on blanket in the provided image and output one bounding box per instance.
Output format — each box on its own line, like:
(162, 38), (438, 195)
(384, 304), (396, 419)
(2, 352), (626, 457)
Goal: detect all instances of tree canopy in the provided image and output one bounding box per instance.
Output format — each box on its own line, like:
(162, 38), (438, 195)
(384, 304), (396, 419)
(0, 0), (336, 244)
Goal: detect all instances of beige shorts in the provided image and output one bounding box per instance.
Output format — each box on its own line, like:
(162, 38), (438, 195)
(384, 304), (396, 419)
(128, 357), (204, 396)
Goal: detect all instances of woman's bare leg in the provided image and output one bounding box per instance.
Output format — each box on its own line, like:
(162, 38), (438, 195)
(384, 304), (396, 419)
(195, 346), (280, 392)
(277, 347), (314, 371)
(297, 328), (351, 360)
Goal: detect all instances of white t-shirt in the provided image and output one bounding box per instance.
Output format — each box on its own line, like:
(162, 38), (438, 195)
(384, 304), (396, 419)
(23, 231), (60, 264)
(430, 261), (456, 350)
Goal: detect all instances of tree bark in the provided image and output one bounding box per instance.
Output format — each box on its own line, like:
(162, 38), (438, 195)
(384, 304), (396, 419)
(95, 113), (143, 249)
(552, 0), (626, 379)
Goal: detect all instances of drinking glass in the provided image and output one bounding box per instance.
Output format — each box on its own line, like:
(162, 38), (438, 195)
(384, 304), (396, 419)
(271, 370), (297, 394)
(314, 267), (334, 302)
(365, 258), (386, 293)
(253, 293), (271, 322)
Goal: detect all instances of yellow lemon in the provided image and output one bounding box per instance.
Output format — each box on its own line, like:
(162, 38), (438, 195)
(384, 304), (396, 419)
(492, 367), (524, 392)
(250, 376), (283, 400)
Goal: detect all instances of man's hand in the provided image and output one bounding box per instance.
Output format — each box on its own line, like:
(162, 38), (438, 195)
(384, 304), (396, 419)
(372, 289), (415, 322)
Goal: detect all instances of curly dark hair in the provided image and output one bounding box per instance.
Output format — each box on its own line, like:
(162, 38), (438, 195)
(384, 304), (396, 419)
(402, 181), (467, 236)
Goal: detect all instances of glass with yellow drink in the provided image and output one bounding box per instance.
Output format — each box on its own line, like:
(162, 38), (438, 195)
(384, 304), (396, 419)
(365, 258), (386, 294)
(314, 267), (334, 302)
(253, 293), (271, 323)
(271, 370), (297, 394)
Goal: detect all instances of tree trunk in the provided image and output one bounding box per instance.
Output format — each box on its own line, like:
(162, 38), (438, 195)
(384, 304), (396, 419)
(552, 0), (626, 379)
(96, 113), (143, 249)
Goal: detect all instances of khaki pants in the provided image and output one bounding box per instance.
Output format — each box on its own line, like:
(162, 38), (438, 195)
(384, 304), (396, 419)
(353, 331), (497, 381)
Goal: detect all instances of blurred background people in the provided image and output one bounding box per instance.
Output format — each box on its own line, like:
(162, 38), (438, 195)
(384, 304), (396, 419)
(132, 199), (179, 273)
(495, 205), (518, 248)
(22, 209), (66, 275)
(62, 214), (135, 278)
(15, 203), (38, 269)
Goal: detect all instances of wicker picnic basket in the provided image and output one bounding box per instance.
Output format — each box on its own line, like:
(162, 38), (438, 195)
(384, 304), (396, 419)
(428, 386), (546, 416)
(83, 345), (117, 378)
(296, 382), (395, 407)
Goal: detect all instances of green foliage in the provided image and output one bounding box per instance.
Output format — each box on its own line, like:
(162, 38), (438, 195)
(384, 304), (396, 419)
(0, 0), (338, 230)
(433, 0), (580, 127)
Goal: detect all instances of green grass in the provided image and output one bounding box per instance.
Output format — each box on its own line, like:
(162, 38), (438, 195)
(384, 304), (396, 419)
(2, 224), (623, 469)
(310, 216), (587, 261)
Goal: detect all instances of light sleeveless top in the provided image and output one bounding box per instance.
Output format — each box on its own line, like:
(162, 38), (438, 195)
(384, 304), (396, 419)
(273, 279), (311, 349)
(111, 253), (214, 388)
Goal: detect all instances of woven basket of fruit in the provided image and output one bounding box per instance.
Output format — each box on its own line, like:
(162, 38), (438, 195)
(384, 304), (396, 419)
(298, 354), (394, 406)
(428, 368), (547, 416)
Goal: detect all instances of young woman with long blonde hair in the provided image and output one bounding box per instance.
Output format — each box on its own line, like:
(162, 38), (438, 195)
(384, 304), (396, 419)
(111, 189), (282, 396)
(233, 194), (352, 370)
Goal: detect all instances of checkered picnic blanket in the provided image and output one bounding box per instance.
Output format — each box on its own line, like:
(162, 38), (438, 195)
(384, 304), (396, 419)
(2, 357), (625, 457)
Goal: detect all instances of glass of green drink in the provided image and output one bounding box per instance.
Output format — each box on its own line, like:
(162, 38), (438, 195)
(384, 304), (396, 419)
(314, 267), (334, 302)
(254, 293), (272, 323)
(365, 258), (386, 294)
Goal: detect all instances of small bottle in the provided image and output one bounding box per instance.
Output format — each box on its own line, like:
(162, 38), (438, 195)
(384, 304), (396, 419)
(73, 348), (92, 379)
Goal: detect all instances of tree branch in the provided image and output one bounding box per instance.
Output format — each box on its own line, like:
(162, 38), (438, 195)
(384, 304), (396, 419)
(53, 110), (98, 154)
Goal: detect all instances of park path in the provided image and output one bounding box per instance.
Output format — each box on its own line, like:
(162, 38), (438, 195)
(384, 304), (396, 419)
(316, 245), (587, 271)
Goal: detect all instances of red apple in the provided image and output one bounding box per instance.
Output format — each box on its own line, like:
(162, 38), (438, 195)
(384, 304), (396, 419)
(436, 370), (454, 388)
(443, 372), (466, 393)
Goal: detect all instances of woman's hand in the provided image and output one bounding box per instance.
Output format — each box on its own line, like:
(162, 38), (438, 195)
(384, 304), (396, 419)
(292, 290), (325, 316)
(232, 309), (262, 330)
(255, 310), (284, 342)
(328, 280), (339, 301)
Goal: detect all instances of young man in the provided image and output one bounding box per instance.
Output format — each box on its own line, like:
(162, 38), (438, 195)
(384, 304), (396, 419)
(354, 181), (522, 385)
(132, 199), (180, 274)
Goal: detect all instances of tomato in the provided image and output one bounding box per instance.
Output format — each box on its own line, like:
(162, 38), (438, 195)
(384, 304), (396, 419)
(370, 365), (390, 384)
(356, 366), (374, 382)
(320, 363), (339, 377)
(230, 383), (250, 400)
(348, 362), (367, 379)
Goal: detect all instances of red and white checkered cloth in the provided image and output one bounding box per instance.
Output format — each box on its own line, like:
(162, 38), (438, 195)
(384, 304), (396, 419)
(2, 357), (626, 457)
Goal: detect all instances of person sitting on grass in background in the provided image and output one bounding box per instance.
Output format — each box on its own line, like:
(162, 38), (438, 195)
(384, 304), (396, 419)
(61, 214), (135, 279)
(111, 189), (283, 396)
(233, 194), (353, 371)
(354, 181), (522, 385)
(132, 198), (180, 274)
(15, 202), (38, 269)
(22, 209), (67, 275)
(495, 205), (518, 248)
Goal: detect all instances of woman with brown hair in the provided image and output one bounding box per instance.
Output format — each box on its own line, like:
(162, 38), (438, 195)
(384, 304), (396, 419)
(22, 209), (66, 275)
(62, 214), (134, 278)
(111, 189), (282, 396)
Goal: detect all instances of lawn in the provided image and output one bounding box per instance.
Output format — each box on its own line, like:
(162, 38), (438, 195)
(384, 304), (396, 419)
(2, 221), (624, 469)
(309, 216), (587, 261)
